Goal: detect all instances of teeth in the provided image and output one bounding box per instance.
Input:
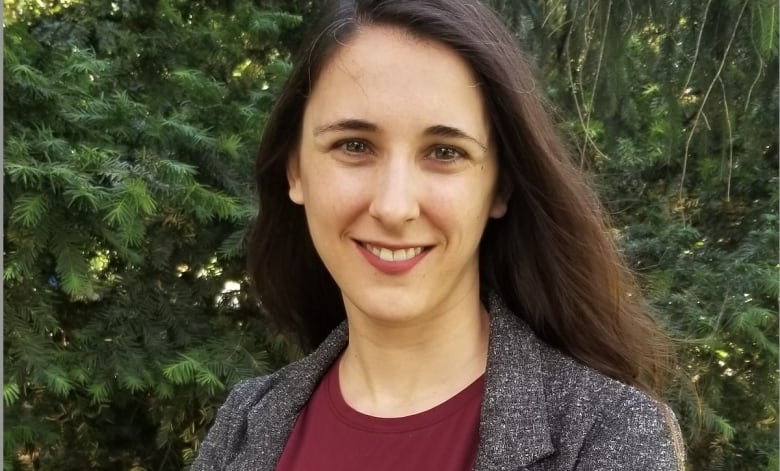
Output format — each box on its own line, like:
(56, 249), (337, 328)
(365, 243), (424, 262)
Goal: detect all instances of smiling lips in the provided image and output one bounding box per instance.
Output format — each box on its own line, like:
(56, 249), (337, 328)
(358, 241), (429, 274)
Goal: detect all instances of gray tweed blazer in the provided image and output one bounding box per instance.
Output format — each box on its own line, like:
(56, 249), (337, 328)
(192, 294), (685, 470)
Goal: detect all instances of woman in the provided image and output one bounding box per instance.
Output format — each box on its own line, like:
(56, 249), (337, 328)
(193, 0), (685, 469)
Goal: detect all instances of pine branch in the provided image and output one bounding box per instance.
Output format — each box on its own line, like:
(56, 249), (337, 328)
(10, 193), (49, 227)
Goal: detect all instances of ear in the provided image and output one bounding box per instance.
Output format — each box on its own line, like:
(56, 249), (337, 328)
(489, 191), (508, 219)
(287, 151), (304, 205)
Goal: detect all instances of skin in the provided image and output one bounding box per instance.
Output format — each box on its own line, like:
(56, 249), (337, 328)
(287, 25), (507, 417)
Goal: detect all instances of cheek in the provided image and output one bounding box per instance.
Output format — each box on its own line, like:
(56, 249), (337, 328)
(302, 156), (369, 195)
(425, 175), (496, 219)
(421, 187), (488, 245)
(301, 169), (369, 227)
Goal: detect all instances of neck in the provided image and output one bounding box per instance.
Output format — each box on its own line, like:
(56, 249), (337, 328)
(338, 292), (489, 417)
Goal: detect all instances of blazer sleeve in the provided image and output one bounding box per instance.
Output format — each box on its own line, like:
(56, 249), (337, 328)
(574, 391), (685, 471)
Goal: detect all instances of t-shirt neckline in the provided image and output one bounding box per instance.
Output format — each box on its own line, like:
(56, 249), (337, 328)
(327, 357), (485, 433)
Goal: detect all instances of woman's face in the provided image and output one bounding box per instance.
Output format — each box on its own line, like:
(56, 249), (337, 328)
(288, 25), (506, 325)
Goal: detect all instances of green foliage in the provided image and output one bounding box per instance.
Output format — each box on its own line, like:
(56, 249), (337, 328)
(5, 0), (777, 470)
(491, 0), (778, 469)
(4, 1), (303, 469)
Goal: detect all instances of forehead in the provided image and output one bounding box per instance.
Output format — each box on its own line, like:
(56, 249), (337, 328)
(303, 25), (489, 138)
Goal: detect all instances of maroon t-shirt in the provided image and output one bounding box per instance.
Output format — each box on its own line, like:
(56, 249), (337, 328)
(276, 359), (484, 470)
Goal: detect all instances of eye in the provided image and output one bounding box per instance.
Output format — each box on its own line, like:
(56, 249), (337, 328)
(338, 140), (370, 154)
(430, 146), (466, 162)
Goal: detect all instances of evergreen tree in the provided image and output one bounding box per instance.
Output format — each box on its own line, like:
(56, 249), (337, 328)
(4, 1), (302, 469)
(490, 1), (779, 469)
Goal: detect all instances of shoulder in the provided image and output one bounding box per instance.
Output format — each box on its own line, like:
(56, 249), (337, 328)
(215, 375), (278, 423)
(190, 374), (278, 470)
(191, 362), (327, 470)
(191, 323), (349, 470)
(539, 344), (653, 417)
(483, 293), (684, 470)
(538, 340), (684, 469)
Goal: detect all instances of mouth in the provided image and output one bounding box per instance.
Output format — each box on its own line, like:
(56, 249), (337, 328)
(360, 242), (427, 262)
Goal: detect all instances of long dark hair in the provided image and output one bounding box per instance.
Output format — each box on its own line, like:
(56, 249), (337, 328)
(247, 0), (671, 396)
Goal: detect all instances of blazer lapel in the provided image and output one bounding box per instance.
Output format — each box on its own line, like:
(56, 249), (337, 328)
(474, 294), (555, 470)
(240, 324), (349, 470)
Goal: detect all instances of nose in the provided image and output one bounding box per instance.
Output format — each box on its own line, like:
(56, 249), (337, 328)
(368, 157), (420, 228)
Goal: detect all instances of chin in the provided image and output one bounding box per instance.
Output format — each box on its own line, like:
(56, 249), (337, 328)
(343, 293), (428, 326)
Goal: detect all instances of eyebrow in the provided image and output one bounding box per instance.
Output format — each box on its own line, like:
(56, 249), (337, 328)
(313, 119), (378, 136)
(313, 119), (488, 151)
(424, 124), (488, 151)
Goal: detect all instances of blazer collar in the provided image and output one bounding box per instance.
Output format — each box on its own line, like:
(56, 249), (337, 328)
(251, 294), (554, 469)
